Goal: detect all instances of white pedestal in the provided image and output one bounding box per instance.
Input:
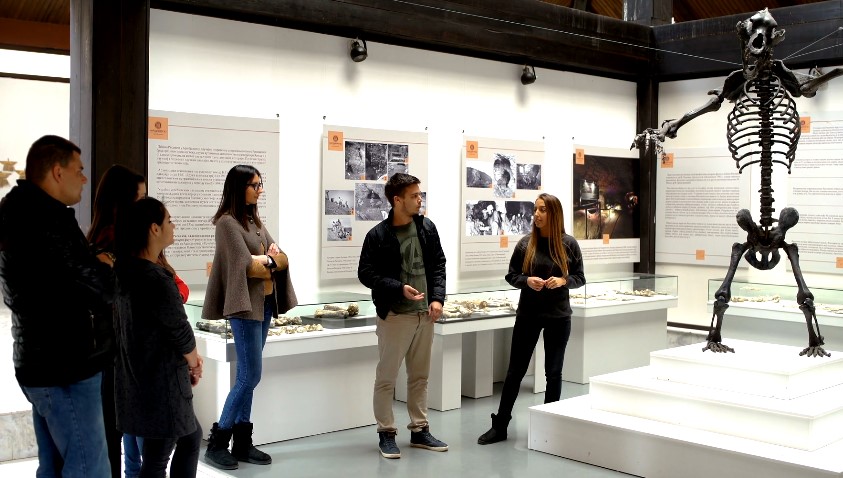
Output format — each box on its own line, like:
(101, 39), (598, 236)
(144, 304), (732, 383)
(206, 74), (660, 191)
(529, 339), (843, 477)
(563, 298), (674, 384)
(194, 327), (378, 445)
(396, 316), (515, 411)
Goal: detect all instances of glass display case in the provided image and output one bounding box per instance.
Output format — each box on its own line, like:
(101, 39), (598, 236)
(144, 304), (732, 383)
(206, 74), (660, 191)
(708, 278), (843, 316)
(436, 273), (678, 322)
(569, 273), (678, 307)
(184, 291), (375, 343)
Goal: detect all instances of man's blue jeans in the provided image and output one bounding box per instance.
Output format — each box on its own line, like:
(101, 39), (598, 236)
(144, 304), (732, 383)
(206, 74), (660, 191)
(217, 297), (272, 429)
(21, 372), (110, 478)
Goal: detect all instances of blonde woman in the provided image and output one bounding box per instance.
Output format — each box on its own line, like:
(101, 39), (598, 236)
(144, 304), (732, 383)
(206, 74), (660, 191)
(478, 193), (585, 445)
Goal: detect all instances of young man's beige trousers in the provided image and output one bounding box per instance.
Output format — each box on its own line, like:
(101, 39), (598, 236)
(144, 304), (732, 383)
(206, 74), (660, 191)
(373, 310), (433, 433)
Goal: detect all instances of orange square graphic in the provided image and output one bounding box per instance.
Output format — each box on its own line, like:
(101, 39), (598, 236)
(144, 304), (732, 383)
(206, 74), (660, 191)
(466, 141), (479, 159)
(836, 257), (843, 268)
(575, 148), (585, 165)
(801, 116), (811, 133)
(661, 153), (674, 168)
(500, 236), (509, 248)
(206, 262), (213, 277)
(148, 117), (169, 140)
(328, 131), (344, 151)
(602, 234), (610, 244)
(696, 250), (706, 260)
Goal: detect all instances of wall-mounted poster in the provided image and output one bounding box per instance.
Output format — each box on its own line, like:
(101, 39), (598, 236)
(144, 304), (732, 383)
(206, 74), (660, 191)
(654, 147), (751, 267)
(572, 144), (640, 264)
(787, 112), (843, 274)
(147, 110), (280, 286)
(321, 125), (428, 280)
(461, 136), (544, 272)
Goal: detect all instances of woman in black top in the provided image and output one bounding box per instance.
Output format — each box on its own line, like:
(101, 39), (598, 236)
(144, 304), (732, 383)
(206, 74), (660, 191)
(113, 198), (204, 478)
(478, 193), (585, 445)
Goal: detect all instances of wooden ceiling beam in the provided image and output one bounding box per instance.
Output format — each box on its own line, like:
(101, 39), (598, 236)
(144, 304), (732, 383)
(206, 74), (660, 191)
(152, 0), (654, 80)
(0, 17), (69, 54)
(654, 1), (843, 80)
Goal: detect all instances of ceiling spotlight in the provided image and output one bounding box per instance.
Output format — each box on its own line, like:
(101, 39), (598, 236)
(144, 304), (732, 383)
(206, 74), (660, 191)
(350, 38), (368, 62)
(520, 65), (536, 85)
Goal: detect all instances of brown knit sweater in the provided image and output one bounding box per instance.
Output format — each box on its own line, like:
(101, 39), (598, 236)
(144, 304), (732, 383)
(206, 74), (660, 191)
(202, 214), (297, 321)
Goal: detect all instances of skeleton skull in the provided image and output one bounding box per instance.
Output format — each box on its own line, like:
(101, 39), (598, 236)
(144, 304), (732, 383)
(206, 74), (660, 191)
(737, 8), (784, 81)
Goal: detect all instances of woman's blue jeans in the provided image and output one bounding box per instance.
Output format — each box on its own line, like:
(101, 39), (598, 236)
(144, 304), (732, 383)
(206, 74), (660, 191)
(217, 296), (273, 429)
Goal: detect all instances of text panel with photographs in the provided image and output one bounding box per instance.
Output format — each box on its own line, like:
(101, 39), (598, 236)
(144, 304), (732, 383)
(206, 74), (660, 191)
(147, 110), (280, 286)
(572, 145), (640, 264)
(321, 125), (429, 280)
(461, 136), (544, 272)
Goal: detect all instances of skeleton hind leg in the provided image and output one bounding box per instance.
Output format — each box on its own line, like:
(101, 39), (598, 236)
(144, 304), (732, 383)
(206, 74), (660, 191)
(783, 242), (829, 357)
(704, 242), (748, 353)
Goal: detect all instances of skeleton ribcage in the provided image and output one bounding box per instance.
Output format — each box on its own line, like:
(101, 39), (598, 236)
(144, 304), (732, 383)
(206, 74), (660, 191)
(727, 75), (801, 227)
(726, 75), (800, 173)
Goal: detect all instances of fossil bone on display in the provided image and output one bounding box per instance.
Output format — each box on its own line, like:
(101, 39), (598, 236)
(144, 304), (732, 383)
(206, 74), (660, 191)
(196, 320), (230, 334)
(632, 8), (842, 357)
(315, 303), (359, 318)
(273, 315), (302, 326)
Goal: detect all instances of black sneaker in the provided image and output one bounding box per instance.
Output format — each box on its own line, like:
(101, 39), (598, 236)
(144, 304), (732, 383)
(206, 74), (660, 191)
(410, 427), (448, 452)
(378, 431), (401, 459)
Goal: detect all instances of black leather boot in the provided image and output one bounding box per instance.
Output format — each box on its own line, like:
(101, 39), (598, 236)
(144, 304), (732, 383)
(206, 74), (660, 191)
(205, 423), (238, 470)
(232, 422), (272, 465)
(477, 413), (511, 445)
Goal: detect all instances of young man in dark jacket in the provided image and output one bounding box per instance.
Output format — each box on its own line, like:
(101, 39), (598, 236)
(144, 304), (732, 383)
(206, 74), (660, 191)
(358, 173), (447, 459)
(0, 135), (114, 477)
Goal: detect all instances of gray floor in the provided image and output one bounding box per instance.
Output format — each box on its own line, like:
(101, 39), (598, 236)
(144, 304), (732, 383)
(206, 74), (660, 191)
(198, 382), (632, 478)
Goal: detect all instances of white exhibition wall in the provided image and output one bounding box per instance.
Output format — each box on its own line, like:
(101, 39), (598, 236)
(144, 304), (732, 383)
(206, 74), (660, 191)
(0, 77), (69, 199)
(148, 9), (638, 298)
(657, 74), (843, 326)
(3, 12), (840, 328)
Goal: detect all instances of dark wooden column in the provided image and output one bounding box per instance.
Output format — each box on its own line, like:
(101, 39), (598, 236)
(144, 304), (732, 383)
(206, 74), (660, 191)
(625, 0), (672, 26)
(70, 0), (149, 229)
(634, 77), (659, 274)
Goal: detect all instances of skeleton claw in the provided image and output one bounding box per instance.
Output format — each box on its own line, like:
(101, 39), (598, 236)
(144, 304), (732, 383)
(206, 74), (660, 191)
(702, 341), (735, 354)
(799, 346), (830, 358)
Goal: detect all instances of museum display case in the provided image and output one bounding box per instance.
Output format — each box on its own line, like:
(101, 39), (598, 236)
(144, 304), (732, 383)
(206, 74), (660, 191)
(707, 278), (843, 316)
(570, 273), (678, 307)
(437, 273), (678, 322)
(183, 291), (375, 344)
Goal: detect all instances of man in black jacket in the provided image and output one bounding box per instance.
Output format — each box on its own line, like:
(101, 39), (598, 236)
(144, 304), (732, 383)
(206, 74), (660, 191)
(0, 135), (113, 477)
(358, 173), (447, 459)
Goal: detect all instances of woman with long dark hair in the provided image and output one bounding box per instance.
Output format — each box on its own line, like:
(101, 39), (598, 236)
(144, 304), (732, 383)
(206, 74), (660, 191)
(202, 165), (296, 470)
(87, 165), (146, 478)
(113, 198), (203, 478)
(477, 193), (585, 445)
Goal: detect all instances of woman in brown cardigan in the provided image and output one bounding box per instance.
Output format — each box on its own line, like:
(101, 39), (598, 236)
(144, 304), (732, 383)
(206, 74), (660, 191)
(202, 165), (296, 470)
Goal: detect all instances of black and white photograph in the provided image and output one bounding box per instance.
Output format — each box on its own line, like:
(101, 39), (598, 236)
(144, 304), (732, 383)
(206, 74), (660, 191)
(365, 143), (388, 180)
(465, 200), (506, 236)
(572, 153), (640, 240)
(388, 144), (409, 162)
(387, 161), (409, 179)
(419, 192), (427, 216)
(466, 160), (493, 188)
(344, 141), (366, 180)
(324, 189), (354, 215)
(492, 153), (516, 198)
(355, 183), (389, 221)
(326, 216), (353, 241)
(503, 201), (535, 235)
(516, 163), (542, 190)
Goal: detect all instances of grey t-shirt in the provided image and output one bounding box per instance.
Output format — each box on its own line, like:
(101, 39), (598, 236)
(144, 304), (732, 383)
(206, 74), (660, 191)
(391, 220), (428, 313)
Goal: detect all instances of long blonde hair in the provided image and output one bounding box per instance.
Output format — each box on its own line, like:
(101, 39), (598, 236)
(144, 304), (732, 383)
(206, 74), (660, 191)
(522, 193), (569, 276)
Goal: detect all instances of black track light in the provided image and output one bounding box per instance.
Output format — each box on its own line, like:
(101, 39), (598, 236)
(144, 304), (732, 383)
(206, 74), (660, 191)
(520, 65), (536, 85)
(350, 38), (368, 62)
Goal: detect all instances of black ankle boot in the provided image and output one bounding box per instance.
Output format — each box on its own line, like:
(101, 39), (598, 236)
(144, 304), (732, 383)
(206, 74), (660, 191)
(477, 413), (511, 445)
(205, 423), (238, 470)
(232, 422), (272, 465)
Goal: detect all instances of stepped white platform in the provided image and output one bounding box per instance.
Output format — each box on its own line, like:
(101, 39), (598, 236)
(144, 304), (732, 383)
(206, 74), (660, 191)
(528, 339), (843, 478)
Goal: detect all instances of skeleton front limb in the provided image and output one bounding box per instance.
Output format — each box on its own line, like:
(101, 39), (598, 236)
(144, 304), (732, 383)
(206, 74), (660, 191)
(631, 89), (726, 153)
